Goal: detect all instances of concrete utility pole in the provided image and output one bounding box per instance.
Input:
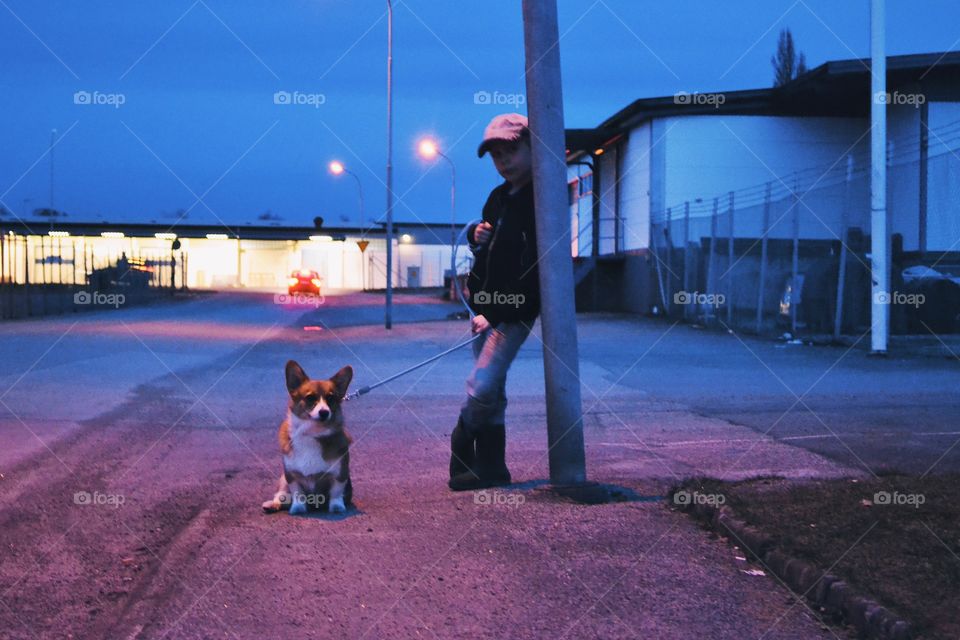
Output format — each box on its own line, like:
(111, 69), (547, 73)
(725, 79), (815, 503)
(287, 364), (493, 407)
(385, 0), (395, 329)
(870, 0), (889, 354)
(522, 0), (586, 486)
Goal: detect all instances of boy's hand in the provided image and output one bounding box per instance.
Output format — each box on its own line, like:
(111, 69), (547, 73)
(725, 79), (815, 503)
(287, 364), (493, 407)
(473, 221), (493, 245)
(471, 314), (491, 334)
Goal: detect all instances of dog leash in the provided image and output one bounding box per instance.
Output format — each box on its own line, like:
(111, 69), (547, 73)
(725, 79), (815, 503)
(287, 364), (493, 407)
(343, 220), (485, 403)
(343, 334), (482, 402)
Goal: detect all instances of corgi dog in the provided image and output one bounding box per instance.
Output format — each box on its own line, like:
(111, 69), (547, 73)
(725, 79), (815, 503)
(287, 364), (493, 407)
(262, 361), (354, 515)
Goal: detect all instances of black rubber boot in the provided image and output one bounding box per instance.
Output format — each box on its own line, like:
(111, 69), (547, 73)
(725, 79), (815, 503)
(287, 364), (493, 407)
(448, 417), (476, 480)
(448, 424), (511, 491)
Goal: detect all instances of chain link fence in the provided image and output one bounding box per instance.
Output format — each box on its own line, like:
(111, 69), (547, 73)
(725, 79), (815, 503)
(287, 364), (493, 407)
(650, 118), (960, 337)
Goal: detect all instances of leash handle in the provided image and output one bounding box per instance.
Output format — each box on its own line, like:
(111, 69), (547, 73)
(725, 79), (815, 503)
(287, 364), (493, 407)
(343, 334), (482, 401)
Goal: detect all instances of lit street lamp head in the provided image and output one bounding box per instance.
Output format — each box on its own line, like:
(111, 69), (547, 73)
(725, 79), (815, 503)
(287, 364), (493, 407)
(328, 160), (345, 176)
(417, 138), (439, 160)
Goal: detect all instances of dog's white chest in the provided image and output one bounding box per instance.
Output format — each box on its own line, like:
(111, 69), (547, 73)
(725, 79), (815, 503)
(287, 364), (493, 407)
(284, 437), (339, 477)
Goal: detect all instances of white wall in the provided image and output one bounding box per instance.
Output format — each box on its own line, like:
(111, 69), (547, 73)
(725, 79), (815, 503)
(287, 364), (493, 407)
(658, 115), (868, 214)
(595, 148), (619, 255)
(618, 122), (651, 251)
(926, 102), (960, 251)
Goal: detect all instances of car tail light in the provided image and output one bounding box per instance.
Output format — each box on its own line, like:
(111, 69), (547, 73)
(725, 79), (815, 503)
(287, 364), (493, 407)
(311, 278), (322, 287)
(287, 277), (298, 286)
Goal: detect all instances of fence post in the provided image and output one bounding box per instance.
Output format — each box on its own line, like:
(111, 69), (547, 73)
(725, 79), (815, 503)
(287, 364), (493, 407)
(726, 191), (735, 326)
(665, 207), (672, 313)
(24, 235), (31, 317)
(706, 197), (719, 324)
(0, 230), (5, 320)
(683, 201), (691, 322)
(791, 179), (800, 336)
(756, 183), (772, 334)
(834, 155), (854, 341)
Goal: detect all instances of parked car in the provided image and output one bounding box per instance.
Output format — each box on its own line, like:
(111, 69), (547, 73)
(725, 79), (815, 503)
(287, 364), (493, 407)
(287, 269), (322, 295)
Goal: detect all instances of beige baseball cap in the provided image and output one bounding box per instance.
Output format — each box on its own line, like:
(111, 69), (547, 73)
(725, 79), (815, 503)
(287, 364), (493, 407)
(477, 113), (528, 157)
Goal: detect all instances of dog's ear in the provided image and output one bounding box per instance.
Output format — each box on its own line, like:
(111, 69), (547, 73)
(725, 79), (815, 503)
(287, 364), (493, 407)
(285, 360), (309, 393)
(330, 365), (353, 398)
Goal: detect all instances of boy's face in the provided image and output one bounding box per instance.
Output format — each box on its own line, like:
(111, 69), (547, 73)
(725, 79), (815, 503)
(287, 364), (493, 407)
(488, 138), (532, 186)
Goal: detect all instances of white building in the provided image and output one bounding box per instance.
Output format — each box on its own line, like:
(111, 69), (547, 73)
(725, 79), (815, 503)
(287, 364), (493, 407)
(566, 51), (960, 320)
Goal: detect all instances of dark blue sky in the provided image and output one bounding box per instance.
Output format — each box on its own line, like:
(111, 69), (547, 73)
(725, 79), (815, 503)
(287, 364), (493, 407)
(2, 0), (958, 230)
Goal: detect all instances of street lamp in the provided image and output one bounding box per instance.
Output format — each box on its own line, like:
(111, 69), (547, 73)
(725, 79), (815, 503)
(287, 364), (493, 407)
(417, 137), (456, 281)
(328, 161), (364, 231)
(329, 160), (368, 291)
(49, 128), (57, 231)
(385, 0), (394, 329)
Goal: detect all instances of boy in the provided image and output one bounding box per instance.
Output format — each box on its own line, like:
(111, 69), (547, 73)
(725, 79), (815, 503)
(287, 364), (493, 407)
(448, 113), (541, 491)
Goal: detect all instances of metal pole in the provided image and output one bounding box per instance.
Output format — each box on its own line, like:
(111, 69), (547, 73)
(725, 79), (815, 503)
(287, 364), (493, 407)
(438, 151), (457, 278)
(706, 197), (718, 323)
(918, 99), (928, 256)
(522, 0), (586, 486)
(756, 183), (771, 334)
(346, 169), (364, 232)
(682, 201), (691, 322)
(384, 0), (394, 329)
(726, 191), (734, 326)
(49, 129), (57, 230)
(791, 180), (799, 336)
(870, 0), (889, 353)
(834, 155), (854, 341)
(664, 208), (672, 312)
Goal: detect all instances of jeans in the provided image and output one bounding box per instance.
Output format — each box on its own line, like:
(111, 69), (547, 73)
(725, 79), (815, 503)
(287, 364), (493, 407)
(459, 320), (533, 433)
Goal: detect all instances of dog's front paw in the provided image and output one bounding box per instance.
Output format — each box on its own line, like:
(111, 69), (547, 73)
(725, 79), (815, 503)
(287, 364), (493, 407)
(262, 499), (282, 513)
(328, 497), (346, 514)
(289, 500), (308, 516)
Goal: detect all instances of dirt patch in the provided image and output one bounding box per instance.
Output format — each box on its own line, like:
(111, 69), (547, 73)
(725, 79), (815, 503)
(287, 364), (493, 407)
(676, 475), (960, 639)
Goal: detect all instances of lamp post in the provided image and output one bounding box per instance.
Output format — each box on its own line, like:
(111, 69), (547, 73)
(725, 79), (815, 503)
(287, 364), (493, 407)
(385, 0), (394, 329)
(329, 160), (367, 290)
(49, 128), (57, 232)
(328, 161), (365, 231)
(417, 137), (457, 280)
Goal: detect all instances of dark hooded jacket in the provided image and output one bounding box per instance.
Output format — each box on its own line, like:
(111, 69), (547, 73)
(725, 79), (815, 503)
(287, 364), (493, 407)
(466, 181), (541, 325)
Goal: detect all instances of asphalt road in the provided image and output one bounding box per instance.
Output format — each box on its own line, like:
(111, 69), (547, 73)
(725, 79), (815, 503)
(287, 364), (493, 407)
(4, 290), (953, 639)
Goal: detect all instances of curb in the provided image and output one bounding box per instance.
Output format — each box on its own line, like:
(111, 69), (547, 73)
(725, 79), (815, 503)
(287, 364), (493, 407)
(672, 490), (914, 640)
